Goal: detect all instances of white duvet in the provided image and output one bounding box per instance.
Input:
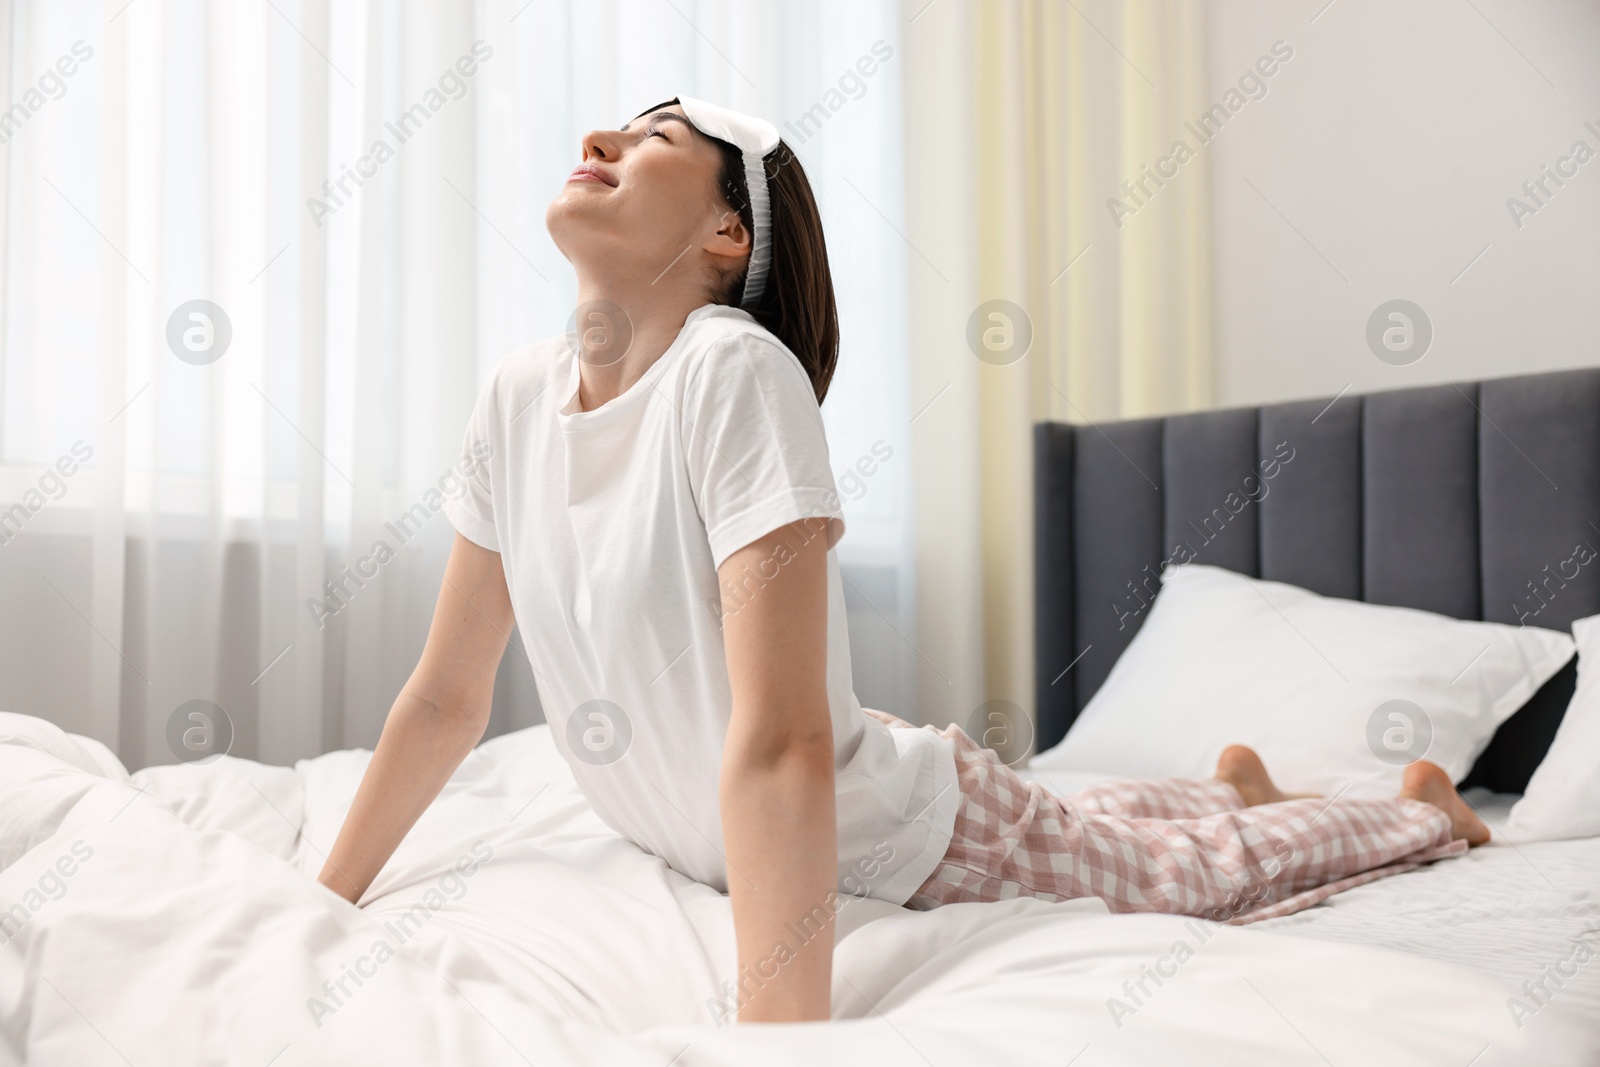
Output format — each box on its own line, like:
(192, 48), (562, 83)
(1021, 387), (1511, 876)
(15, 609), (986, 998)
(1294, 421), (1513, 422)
(0, 713), (1593, 1066)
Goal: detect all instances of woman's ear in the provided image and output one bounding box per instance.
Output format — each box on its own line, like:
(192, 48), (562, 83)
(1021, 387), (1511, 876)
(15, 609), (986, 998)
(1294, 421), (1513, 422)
(704, 207), (752, 263)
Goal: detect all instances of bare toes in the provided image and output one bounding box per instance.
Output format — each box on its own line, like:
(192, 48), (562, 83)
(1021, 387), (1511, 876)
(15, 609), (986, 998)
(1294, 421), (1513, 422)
(1401, 761), (1491, 846)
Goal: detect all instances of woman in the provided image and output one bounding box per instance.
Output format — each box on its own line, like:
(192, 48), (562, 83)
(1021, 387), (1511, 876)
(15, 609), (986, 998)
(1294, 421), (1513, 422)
(317, 97), (1488, 1026)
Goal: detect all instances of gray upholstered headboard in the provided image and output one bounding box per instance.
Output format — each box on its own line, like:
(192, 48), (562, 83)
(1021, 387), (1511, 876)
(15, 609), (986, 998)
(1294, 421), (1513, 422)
(1034, 367), (1600, 793)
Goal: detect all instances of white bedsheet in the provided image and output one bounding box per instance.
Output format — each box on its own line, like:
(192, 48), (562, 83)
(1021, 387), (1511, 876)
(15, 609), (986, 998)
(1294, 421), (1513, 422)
(1, 714), (1594, 1066)
(1257, 792), (1600, 1026)
(1026, 769), (1600, 1027)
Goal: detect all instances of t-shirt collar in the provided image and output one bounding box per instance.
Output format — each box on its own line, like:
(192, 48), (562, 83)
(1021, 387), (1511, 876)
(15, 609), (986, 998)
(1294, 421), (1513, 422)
(556, 303), (747, 427)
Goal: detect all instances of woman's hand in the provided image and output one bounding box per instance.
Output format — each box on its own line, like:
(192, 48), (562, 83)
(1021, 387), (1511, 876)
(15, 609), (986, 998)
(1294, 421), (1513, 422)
(317, 533), (515, 904)
(717, 518), (838, 1024)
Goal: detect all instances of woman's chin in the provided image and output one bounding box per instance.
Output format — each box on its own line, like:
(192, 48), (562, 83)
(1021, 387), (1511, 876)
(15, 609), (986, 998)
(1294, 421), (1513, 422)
(544, 199), (596, 252)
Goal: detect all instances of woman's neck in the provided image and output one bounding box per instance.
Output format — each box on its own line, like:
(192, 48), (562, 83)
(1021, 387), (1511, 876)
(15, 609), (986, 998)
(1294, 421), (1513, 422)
(570, 279), (708, 411)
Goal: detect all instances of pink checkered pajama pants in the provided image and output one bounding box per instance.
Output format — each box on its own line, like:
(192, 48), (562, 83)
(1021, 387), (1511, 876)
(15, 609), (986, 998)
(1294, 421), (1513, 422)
(868, 711), (1465, 924)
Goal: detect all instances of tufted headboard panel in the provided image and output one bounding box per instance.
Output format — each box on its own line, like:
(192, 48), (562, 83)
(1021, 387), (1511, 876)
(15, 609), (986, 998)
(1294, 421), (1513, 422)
(1034, 367), (1600, 792)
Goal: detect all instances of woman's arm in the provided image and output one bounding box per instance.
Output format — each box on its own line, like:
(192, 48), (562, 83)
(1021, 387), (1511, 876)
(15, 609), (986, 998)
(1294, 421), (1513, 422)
(317, 533), (515, 903)
(717, 517), (838, 1024)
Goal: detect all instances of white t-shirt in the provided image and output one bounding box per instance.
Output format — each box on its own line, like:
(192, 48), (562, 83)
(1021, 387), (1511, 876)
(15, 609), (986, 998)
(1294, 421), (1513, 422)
(442, 303), (958, 905)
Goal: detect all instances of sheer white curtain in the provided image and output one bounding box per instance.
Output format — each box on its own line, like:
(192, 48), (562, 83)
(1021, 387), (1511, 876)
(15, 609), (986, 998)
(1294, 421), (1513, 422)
(0, 0), (912, 770)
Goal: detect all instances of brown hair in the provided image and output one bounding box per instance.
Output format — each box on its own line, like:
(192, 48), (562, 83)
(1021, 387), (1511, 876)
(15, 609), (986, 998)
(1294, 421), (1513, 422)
(634, 100), (840, 404)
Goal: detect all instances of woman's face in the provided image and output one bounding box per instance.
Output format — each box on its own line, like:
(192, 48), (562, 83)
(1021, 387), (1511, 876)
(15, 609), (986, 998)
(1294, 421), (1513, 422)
(546, 103), (749, 287)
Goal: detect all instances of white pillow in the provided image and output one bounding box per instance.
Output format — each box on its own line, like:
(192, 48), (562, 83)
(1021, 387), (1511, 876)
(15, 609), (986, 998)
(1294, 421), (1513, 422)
(1507, 614), (1600, 841)
(1031, 564), (1574, 799)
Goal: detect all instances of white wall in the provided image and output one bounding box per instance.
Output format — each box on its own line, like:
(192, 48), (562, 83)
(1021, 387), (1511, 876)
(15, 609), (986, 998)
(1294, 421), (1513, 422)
(1207, 0), (1600, 408)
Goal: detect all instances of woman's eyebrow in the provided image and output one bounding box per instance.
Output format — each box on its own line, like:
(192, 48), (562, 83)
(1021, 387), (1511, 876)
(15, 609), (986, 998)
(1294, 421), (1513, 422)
(620, 111), (693, 133)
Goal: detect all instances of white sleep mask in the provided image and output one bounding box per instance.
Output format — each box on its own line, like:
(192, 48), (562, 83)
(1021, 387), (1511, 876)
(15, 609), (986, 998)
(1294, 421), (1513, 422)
(675, 96), (781, 308)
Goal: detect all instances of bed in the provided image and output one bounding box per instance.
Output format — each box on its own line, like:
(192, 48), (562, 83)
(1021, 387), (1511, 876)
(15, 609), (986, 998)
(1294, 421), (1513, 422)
(1, 717), (1591, 1066)
(1, 368), (1598, 1064)
(1031, 365), (1600, 1043)
(1028, 768), (1600, 1030)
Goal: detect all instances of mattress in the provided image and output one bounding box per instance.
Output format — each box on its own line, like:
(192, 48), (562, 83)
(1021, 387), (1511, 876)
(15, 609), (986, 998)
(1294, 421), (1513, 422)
(2, 716), (1595, 1065)
(1025, 771), (1600, 1026)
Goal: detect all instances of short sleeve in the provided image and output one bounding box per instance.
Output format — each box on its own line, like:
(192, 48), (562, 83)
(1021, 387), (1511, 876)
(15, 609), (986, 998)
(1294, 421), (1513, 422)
(683, 335), (845, 570)
(440, 366), (502, 552)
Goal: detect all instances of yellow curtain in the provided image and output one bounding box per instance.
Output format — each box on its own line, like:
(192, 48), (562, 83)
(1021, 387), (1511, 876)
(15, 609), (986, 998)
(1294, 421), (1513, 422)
(904, 0), (1213, 741)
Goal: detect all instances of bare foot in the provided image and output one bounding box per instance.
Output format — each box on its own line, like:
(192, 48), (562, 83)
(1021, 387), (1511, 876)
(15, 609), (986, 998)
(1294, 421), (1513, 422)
(1400, 761), (1491, 846)
(1214, 745), (1319, 807)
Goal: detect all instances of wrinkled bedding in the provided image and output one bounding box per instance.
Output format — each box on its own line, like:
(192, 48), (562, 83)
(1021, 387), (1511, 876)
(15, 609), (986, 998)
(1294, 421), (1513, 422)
(1024, 771), (1600, 1027)
(1256, 791), (1600, 1026)
(1, 713), (1594, 1066)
